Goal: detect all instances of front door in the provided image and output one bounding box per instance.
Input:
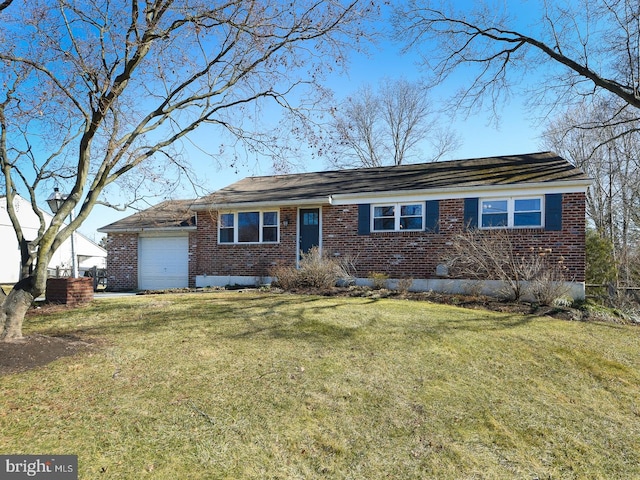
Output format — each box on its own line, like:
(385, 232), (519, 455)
(299, 208), (320, 257)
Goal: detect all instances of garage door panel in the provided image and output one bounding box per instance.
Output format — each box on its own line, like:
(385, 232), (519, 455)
(139, 236), (188, 290)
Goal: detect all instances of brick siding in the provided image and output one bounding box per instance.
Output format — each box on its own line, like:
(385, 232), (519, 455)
(46, 277), (93, 305)
(195, 193), (586, 284)
(196, 208), (298, 279)
(104, 233), (138, 291)
(188, 231), (197, 288)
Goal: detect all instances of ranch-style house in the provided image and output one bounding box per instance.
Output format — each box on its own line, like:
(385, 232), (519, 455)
(98, 151), (591, 299)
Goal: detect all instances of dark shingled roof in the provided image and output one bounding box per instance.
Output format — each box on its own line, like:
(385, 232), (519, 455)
(99, 152), (590, 231)
(98, 199), (196, 232)
(192, 152), (590, 208)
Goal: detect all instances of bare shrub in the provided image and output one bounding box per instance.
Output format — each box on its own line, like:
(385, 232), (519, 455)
(445, 229), (524, 300)
(524, 249), (572, 305)
(444, 229), (570, 304)
(297, 247), (342, 289)
(271, 247), (356, 291)
(396, 277), (414, 293)
(368, 272), (389, 290)
(270, 262), (301, 291)
(334, 253), (359, 287)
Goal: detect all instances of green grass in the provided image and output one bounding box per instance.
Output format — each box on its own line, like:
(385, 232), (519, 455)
(2, 292), (640, 479)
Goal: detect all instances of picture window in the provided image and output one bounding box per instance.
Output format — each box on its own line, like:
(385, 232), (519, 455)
(219, 211), (279, 243)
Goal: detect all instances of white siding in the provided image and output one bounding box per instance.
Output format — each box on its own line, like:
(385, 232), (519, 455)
(1, 195), (106, 283)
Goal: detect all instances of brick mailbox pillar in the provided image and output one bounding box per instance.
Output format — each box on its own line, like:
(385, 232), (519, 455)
(46, 277), (94, 305)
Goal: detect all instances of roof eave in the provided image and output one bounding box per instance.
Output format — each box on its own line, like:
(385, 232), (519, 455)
(191, 196), (331, 211)
(98, 226), (197, 234)
(330, 179), (592, 204)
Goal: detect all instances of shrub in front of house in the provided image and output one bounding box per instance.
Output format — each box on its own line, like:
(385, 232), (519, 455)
(271, 247), (355, 291)
(271, 247), (353, 290)
(445, 229), (571, 305)
(367, 272), (389, 290)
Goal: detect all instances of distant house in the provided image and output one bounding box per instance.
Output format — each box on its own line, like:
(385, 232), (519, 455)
(99, 152), (591, 298)
(0, 194), (107, 284)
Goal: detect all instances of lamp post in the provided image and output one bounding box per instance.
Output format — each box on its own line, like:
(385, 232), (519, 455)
(46, 188), (78, 278)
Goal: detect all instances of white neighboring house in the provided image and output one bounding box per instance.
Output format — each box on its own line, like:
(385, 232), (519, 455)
(0, 194), (107, 284)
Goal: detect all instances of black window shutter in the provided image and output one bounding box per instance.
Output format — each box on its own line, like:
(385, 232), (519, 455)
(545, 193), (562, 231)
(358, 204), (371, 235)
(425, 200), (440, 232)
(464, 198), (479, 229)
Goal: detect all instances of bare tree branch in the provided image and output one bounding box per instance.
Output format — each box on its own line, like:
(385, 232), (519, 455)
(0, 0), (378, 339)
(542, 98), (640, 286)
(393, 0), (640, 116)
(0, 0), (13, 12)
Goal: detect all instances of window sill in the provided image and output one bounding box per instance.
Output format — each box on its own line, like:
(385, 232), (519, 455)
(479, 226), (544, 231)
(218, 242), (280, 245)
(370, 230), (437, 236)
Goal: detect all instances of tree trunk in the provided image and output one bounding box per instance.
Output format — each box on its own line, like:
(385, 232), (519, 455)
(0, 277), (38, 343)
(0, 288), (6, 329)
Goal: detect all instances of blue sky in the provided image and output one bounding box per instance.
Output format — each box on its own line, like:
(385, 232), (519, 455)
(79, 3), (545, 240)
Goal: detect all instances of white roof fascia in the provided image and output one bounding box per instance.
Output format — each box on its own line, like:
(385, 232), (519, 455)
(191, 197), (330, 211)
(330, 180), (591, 205)
(98, 226), (197, 234)
(138, 230), (193, 238)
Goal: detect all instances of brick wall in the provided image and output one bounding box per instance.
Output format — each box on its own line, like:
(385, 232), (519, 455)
(46, 277), (93, 305)
(322, 194), (585, 282)
(196, 208), (298, 279)
(105, 233), (138, 291)
(322, 203), (449, 279)
(188, 231), (197, 288)
(194, 193), (586, 284)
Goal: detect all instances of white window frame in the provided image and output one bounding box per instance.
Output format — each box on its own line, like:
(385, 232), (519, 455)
(371, 202), (424, 232)
(218, 210), (280, 244)
(480, 196), (543, 229)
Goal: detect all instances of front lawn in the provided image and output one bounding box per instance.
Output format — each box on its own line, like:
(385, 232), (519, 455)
(1, 292), (639, 479)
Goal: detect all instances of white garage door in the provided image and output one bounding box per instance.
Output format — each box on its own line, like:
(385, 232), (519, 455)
(138, 236), (189, 290)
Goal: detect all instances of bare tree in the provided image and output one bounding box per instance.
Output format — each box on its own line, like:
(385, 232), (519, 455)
(332, 84), (383, 167)
(393, 0), (640, 131)
(542, 99), (640, 287)
(0, 0), (376, 341)
(320, 77), (459, 168)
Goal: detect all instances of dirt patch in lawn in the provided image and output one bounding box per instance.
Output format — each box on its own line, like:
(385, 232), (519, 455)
(0, 304), (96, 376)
(0, 333), (93, 376)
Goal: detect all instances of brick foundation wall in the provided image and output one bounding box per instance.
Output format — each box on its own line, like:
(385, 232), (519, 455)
(46, 277), (93, 305)
(194, 193), (586, 284)
(105, 233), (138, 291)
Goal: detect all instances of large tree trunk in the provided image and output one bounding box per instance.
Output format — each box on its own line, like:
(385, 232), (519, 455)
(0, 288), (6, 333)
(0, 277), (38, 343)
